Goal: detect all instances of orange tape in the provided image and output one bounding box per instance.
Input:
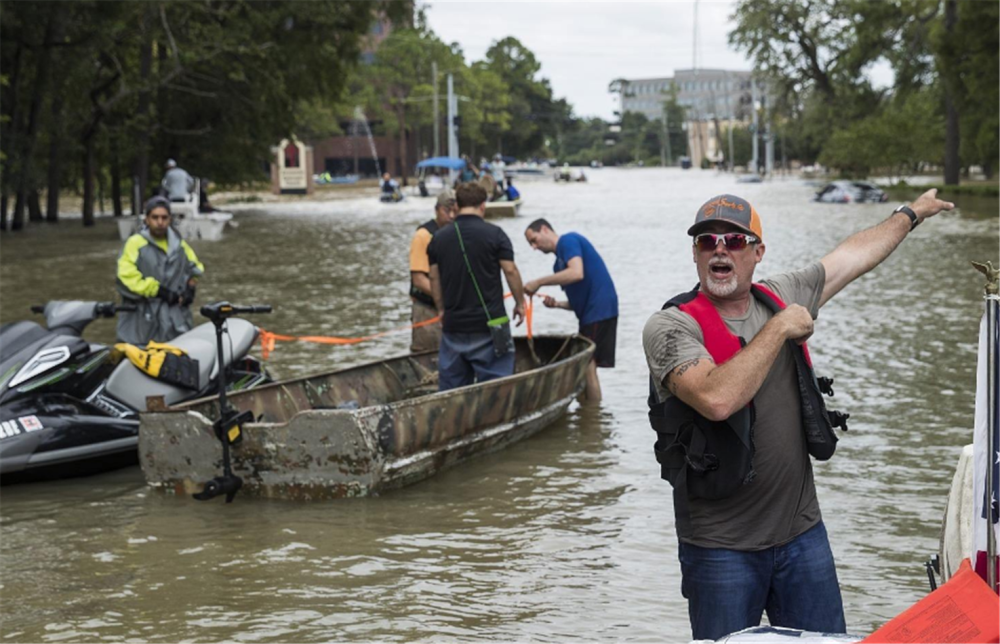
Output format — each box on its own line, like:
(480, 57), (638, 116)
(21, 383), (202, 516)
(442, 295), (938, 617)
(258, 293), (535, 359)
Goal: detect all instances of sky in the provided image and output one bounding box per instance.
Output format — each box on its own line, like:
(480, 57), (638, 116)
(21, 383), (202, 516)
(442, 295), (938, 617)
(423, 0), (751, 120)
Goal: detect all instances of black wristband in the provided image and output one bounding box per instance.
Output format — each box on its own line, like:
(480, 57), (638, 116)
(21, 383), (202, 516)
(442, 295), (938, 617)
(893, 204), (920, 231)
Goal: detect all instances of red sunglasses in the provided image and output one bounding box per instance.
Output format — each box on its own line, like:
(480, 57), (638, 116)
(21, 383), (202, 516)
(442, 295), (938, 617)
(693, 232), (759, 252)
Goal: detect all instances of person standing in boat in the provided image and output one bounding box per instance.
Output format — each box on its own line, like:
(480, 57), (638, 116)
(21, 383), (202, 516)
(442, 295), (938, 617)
(490, 153), (506, 190)
(161, 159), (195, 203)
(523, 219), (618, 402)
(117, 196), (204, 346)
(408, 189), (458, 353)
(427, 182), (526, 391)
(641, 190), (954, 641)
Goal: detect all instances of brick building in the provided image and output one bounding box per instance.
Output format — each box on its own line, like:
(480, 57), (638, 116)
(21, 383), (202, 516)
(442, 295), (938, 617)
(305, 7), (418, 180)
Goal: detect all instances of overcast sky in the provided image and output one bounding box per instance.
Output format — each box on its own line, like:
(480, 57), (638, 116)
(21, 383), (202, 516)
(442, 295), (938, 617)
(423, 0), (751, 120)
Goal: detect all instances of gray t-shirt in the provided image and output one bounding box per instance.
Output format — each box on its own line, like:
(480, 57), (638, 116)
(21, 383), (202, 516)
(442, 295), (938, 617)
(162, 167), (195, 201)
(642, 263), (826, 550)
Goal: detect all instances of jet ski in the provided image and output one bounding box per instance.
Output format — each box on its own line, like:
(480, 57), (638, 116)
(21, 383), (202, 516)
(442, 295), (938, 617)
(0, 300), (271, 483)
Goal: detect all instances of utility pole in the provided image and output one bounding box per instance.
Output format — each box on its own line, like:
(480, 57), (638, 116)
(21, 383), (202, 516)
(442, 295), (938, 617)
(662, 99), (672, 166)
(725, 73), (735, 173)
(660, 111), (667, 167)
(764, 88), (774, 178)
(432, 61), (440, 158)
(751, 79), (759, 174)
(447, 73), (459, 183)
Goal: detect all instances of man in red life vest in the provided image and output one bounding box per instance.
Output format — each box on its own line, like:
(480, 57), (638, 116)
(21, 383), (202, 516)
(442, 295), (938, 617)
(642, 190), (954, 641)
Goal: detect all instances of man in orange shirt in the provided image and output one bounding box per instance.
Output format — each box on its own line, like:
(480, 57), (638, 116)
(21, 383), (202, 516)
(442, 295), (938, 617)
(408, 190), (457, 352)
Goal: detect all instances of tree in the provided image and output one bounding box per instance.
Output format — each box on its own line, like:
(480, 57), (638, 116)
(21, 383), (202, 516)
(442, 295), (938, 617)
(365, 27), (462, 182)
(1, 1), (388, 230)
(933, 0), (999, 178)
(819, 88), (944, 178)
(458, 63), (512, 160)
(483, 36), (570, 158)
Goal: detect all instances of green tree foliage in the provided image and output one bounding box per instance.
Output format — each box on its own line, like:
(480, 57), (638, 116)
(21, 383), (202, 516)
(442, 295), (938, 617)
(482, 37), (572, 158)
(932, 0), (999, 177)
(0, 0), (391, 229)
(730, 0), (997, 179)
(721, 125), (753, 168)
(819, 88), (944, 178)
(361, 27), (463, 180)
(458, 63), (512, 159)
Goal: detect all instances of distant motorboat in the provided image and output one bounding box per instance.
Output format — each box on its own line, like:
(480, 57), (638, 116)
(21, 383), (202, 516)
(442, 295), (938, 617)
(117, 211), (233, 242)
(118, 179), (233, 241)
(484, 198), (522, 219)
(314, 173), (359, 185)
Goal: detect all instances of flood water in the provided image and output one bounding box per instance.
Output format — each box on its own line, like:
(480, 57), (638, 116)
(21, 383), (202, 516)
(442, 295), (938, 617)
(1, 169), (997, 642)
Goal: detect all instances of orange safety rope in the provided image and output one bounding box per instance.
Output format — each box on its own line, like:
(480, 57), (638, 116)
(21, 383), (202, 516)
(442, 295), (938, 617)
(258, 292), (535, 359)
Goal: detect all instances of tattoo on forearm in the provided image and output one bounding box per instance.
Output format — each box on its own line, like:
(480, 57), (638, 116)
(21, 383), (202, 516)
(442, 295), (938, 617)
(667, 358), (701, 394)
(674, 359), (700, 378)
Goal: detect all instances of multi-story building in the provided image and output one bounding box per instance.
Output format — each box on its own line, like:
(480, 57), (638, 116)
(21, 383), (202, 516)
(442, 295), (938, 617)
(617, 69), (755, 167)
(619, 69), (753, 122)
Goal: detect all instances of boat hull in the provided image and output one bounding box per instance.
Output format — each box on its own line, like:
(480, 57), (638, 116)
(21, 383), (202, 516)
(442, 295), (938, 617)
(484, 199), (522, 219)
(139, 336), (593, 500)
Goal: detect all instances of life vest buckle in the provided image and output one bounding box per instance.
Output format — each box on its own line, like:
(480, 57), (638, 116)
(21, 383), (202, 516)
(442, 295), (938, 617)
(686, 453), (719, 474)
(817, 376), (835, 396)
(828, 410), (850, 432)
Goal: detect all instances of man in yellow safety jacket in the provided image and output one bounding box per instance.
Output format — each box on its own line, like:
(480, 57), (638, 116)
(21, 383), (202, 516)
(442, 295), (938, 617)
(116, 196), (204, 345)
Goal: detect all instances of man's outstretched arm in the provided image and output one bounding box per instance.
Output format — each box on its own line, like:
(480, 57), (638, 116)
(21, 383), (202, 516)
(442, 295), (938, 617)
(819, 189), (954, 307)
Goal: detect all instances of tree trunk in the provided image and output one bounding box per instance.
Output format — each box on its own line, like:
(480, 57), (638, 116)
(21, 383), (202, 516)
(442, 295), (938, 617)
(12, 192), (26, 231)
(16, 6), (61, 227)
(28, 191), (42, 221)
(46, 91), (64, 223)
(396, 102), (408, 184)
(82, 137), (96, 227)
(112, 138), (123, 217)
(98, 162), (106, 216)
(943, 0), (961, 185)
(1, 42), (24, 232)
(133, 13), (155, 201)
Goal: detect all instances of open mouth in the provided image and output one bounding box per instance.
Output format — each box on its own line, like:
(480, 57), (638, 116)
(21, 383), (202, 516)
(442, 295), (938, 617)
(709, 263), (734, 279)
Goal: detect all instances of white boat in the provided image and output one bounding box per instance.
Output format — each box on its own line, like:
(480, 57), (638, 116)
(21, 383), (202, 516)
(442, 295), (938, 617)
(118, 179), (233, 241)
(117, 211), (233, 242)
(940, 443), (976, 580)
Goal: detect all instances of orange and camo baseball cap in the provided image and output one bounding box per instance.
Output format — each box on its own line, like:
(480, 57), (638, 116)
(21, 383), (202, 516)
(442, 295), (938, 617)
(688, 194), (763, 240)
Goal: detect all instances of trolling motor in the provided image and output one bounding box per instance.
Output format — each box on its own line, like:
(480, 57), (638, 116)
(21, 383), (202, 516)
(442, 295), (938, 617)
(193, 301), (272, 504)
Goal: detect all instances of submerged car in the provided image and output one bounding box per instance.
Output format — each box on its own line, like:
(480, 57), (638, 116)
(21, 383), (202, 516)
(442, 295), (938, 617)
(814, 181), (888, 203)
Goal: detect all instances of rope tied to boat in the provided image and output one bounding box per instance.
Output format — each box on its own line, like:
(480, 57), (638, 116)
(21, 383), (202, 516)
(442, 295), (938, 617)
(258, 293), (534, 360)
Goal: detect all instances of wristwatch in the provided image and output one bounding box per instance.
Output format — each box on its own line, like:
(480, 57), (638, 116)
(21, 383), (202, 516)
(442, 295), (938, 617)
(893, 204), (920, 231)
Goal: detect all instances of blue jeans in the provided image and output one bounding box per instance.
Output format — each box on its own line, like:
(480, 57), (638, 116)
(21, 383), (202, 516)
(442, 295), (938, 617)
(438, 331), (514, 391)
(678, 522), (845, 641)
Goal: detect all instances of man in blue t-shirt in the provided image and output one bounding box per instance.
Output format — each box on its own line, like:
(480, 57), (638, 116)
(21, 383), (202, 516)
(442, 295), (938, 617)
(524, 219), (618, 401)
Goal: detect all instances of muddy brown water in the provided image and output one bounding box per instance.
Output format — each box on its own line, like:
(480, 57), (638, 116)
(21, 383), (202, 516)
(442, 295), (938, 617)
(1, 170), (997, 642)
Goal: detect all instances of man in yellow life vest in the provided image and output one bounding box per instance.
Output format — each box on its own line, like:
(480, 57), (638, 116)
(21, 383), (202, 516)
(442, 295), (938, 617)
(116, 196), (204, 345)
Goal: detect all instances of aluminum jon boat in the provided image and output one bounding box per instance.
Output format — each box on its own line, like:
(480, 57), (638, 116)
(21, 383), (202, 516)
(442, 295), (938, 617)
(139, 335), (593, 500)
(484, 198), (522, 219)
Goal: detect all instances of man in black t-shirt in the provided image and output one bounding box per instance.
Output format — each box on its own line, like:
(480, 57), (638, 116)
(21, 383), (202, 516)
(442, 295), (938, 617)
(427, 182), (526, 391)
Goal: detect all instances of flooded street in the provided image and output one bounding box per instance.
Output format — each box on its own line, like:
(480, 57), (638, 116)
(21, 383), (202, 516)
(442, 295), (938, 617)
(1, 169), (997, 642)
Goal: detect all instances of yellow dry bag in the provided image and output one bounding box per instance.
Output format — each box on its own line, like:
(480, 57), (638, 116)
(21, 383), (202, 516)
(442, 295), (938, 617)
(113, 341), (200, 390)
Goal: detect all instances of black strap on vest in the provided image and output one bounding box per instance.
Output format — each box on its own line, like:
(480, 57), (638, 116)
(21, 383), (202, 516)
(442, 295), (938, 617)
(647, 284), (848, 501)
(410, 220), (439, 307)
